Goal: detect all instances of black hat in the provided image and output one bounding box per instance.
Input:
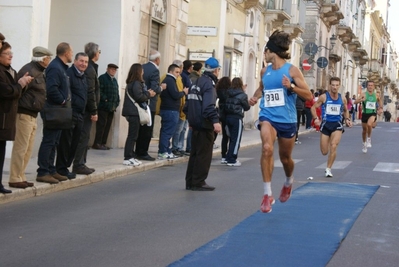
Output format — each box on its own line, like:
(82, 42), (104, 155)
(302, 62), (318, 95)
(107, 63), (119, 69)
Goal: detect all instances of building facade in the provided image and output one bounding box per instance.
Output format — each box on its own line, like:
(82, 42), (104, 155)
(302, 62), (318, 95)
(0, 0), (397, 158)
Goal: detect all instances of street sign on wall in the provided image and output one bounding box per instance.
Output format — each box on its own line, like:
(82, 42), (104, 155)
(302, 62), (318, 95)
(302, 59), (312, 71)
(317, 57), (329, 69)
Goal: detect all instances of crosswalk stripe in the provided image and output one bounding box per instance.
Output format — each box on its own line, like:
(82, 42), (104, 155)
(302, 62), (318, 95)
(373, 162), (399, 173)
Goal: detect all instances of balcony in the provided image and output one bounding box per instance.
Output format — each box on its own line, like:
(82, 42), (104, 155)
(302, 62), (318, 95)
(264, 0), (291, 28)
(320, 0), (344, 30)
(347, 37), (361, 52)
(244, 0), (259, 9)
(282, 0), (306, 39)
(283, 23), (304, 39)
(337, 24), (354, 44)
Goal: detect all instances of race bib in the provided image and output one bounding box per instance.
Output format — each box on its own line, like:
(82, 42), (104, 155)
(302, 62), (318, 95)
(366, 101), (376, 109)
(263, 88), (285, 107)
(326, 104), (341, 115)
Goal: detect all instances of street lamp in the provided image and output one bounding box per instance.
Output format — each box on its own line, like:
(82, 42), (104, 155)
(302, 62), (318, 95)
(318, 34), (337, 51)
(344, 59), (356, 69)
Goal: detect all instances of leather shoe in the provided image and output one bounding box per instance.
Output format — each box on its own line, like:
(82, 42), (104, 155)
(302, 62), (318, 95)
(0, 187), (12, 194)
(25, 181), (34, 187)
(92, 143), (107, 150)
(9, 182), (29, 189)
(58, 172), (76, 180)
(102, 144), (111, 150)
(191, 184), (215, 191)
(137, 154), (155, 161)
(52, 173), (68, 181)
(36, 174), (59, 184)
(73, 165), (94, 175)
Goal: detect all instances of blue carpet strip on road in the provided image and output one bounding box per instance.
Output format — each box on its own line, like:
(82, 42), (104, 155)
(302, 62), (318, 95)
(169, 182), (379, 267)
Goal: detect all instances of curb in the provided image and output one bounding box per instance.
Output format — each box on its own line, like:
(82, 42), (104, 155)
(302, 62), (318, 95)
(0, 129), (311, 205)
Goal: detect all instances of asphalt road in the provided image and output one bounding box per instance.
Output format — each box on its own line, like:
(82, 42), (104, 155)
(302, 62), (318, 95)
(0, 122), (398, 267)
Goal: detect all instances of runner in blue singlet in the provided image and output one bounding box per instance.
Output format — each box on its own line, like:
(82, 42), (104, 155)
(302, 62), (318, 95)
(311, 77), (352, 178)
(249, 30), (312, 213)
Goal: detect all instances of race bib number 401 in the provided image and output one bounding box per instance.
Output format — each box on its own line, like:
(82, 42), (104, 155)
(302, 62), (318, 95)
(326, 104), (341, 115)
(263, 88), (285, 107)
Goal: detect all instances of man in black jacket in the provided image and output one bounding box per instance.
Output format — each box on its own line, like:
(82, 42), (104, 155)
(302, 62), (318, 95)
(56, 52), (89, 178)
(158, 64), (188, 159)
(37, 42), (73, 184)
(136, 49), (167, 161)
(184, 57), (221, 191)
(72, 42), (99, 175)
(9, 46), (52, 189)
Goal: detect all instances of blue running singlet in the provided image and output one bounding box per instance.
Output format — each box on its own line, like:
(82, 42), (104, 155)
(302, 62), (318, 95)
(321, 92), (343, 122)
(259, 63), (297, 123)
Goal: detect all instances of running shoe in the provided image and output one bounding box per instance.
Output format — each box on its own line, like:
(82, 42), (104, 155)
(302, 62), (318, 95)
(279, 183), (292, 203)
(325, 168), (333, 177)
(366, 137), (372, 148)
(227, 160), (241, 167)
(123, 158), (141, 166)
(260, 195), (275, 213)
(158, 153), (178, 160)
(362, 142), (367, 153)
(221, 158), (227, 164)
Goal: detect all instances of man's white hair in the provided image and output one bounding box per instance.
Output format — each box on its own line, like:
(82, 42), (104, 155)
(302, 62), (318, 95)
(149, 49), (161, 61)
(172, 59), (182, 68)
(32, 56), (48, 62)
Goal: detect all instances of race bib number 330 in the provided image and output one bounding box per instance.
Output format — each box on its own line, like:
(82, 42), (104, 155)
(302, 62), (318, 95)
(263, 88), (285, 107)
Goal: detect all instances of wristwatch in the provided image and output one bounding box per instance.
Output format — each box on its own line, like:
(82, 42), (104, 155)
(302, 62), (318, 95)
(290, 83), (295, 90)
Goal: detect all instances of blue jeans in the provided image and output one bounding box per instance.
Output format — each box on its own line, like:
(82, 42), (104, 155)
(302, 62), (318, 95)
(37, 127), (62, 176)
(158, 110), (179, 154)
(172, 119), (188, 151)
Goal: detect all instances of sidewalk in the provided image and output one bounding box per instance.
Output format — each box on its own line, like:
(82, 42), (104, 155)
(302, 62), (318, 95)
(0, 125), (310, 204)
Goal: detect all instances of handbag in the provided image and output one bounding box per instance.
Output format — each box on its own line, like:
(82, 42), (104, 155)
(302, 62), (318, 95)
(42, 101), (73, 130)
(42, 83), (73, 129)
(126, 90), (152, 126)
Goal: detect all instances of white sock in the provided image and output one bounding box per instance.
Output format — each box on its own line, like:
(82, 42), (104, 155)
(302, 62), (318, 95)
(263, 182), (272, 196)
(285, 176), (294, 186)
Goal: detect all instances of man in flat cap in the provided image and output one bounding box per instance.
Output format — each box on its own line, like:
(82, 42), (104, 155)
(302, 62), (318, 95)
(93, 63), (120, 150)
(8, 46), (53, 188)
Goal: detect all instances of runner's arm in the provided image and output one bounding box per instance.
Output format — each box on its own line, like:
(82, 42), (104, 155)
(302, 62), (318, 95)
(288, 65), (312, 101)
(311, 94), (325, 120)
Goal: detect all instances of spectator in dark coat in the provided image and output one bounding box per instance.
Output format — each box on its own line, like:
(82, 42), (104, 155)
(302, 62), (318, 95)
(184, 57), (222, 191)
(36, 42), (73, 184)
(93, 63), (120, 150)
(216, 76), (231, 163)
(224, 77), (250, 166)
(9, 46), (52, 189)
(56, 53), (89, 178)
(0, 40), (33, 193)
(122, 63), (155, 166)
(72, 42), (99, 175)
(135, 49), (167, 161)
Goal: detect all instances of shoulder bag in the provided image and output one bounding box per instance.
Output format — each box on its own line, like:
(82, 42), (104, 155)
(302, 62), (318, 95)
(126, 89), (151, 126)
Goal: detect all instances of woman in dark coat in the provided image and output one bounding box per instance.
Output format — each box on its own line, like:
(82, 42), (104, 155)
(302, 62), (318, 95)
(0, 41), (33, 193)
(216, 76), (231, 164)
(121, 63), (155, 166)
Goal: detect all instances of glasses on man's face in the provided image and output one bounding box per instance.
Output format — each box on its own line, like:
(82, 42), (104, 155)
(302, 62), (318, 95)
(1, 51), (13, 56)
